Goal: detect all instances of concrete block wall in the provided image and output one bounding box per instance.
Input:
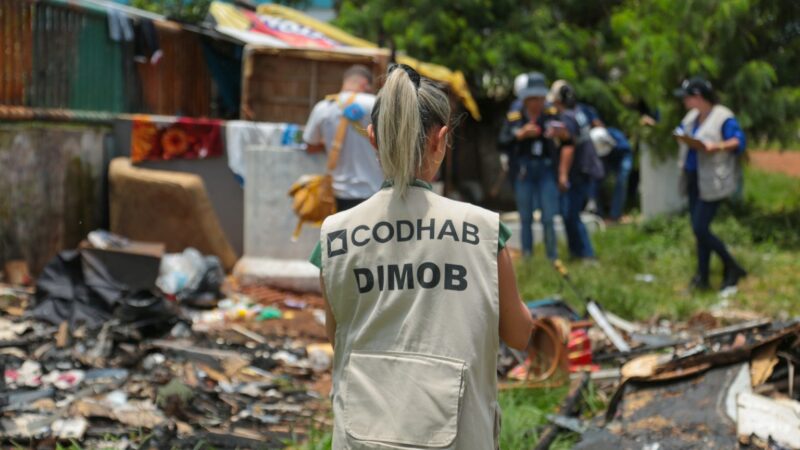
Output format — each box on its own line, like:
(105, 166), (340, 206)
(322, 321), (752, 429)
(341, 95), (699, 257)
(0, 123), (110, 273)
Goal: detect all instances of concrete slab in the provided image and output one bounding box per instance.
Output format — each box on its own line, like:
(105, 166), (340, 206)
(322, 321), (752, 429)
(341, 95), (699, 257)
(640, 143), (686, 219)
(236, 145), (327, 292)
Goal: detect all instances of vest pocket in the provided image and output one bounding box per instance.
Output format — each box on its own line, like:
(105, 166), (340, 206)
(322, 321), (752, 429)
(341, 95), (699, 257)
(342, 351), (466, 448)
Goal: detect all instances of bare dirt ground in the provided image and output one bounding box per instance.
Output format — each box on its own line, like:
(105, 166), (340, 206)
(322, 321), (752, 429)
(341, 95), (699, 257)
(750, 151), (800, 177)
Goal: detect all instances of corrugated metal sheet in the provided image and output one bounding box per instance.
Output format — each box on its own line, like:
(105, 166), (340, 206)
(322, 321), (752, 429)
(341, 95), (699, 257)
(0, 0), (34, 106)
(30, 2), (83, 109)
(70, 10), (126, 112)
(0, 0), (215, 117)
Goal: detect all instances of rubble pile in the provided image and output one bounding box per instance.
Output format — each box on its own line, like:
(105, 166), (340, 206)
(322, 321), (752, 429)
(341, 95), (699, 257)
(510, 296), (800, 449)
(0, 239), (332, 449)
(3, 231), (799, 450)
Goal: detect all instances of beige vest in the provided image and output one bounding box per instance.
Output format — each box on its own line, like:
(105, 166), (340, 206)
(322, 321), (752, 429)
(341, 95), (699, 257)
(678, 104), (741, 201)
(321, 185), (501, 449)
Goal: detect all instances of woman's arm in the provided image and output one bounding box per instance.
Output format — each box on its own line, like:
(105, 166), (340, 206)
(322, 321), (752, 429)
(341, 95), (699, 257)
(558, 144), (574, 192)
(706, 117), (746, 153)
(706, 137), (741, 153)
(498, 248), (535, 350)
(320, 274), (337, 348)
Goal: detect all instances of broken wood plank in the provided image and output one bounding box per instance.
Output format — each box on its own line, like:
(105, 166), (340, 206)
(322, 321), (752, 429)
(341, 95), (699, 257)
(604, 311), (641, 334)
(151, 339), (251, 374)
(586, 301), (631, 353)
(658, 323), (800, 373)
(230, 324), (267, 344)
(704, 319), (772, 340)
(751, 341), (780, 386)
(56, 321), (69, 348)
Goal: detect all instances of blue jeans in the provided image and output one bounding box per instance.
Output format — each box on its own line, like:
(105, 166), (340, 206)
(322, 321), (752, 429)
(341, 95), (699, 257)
(589, 148), (633, 220)
(561, 175), (596, 259)
(686, 171), (735, 279)
(515, 158), (559, 260)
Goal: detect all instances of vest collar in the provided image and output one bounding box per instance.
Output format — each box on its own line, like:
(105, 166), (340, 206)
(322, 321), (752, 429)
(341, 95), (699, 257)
(381, 179), (433, 191)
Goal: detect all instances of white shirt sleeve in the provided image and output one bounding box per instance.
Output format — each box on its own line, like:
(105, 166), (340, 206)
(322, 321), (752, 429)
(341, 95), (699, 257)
(359, 94), (376, 127)
(303, 101), (326, 145)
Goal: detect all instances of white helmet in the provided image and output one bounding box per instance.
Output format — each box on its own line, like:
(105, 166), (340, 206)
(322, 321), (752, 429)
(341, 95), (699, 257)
(590, 127), (616, 157)
(513, 73), (529, 98)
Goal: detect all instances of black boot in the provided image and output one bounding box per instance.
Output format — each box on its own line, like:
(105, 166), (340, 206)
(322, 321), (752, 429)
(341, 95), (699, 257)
(689, 273), (711, 291)
(721, 263), (747, 290)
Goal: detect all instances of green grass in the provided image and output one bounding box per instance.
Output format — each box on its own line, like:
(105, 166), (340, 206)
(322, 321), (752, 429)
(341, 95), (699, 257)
(294, 166), (800, 449)
(517, 166), (800, 321)
(497, 381), (608, 449)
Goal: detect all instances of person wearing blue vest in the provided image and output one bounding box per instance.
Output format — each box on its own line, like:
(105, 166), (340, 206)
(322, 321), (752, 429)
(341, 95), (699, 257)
(674, 77), (747, 291)
(498, 72), (562, 260)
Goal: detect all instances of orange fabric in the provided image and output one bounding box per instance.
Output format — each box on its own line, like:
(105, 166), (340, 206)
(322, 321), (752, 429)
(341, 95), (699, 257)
(131, 115), (223, 163)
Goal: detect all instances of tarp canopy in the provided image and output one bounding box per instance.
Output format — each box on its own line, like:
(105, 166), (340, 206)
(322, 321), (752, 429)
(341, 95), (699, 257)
(207, 2), (480, 120)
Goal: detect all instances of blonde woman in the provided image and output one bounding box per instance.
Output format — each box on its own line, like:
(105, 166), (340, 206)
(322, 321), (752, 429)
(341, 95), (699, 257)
(309, 65), (534, 449)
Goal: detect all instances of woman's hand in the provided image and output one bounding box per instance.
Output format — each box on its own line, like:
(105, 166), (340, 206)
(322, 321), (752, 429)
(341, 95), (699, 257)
(558, 173), (570, 192)
(515, 123), (541, 140)
(703, 141), (720, 153)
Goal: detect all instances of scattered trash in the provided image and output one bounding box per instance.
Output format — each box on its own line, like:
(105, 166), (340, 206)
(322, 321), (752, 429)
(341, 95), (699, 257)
(41, 369), (85, 390)
(0, 413), (52, 439)
(87, 230), (130, 249)
(11, 229), (798, 449)
(51, 416), (89, 440)
(0, 231), (331, 447)
(634, 273), (656, 283)
(0, 317), (32, 340)
(142, 353), (166, 371)
(257, 306), (282, 321)
(312, 309), (326, 326)
(306, 343), (333, 373)
(157, 247), (224, 305)
(4, 260), (31, 286)
(284, 298), (308, 310)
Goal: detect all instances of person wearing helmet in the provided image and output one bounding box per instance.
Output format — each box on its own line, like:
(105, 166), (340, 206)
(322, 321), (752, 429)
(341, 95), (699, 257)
(674, 76), (747, 292)
(498, 72), (563, 260)
(583, 107), (634, 222)
(497, 73), (533, 192)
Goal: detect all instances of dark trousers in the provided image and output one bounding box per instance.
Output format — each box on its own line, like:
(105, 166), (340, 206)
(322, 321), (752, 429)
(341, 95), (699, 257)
(336, 197), (366, 211)
(686, 171), (736, 279)
(514, 158), (559, 260)
(561, 175), (596, 259)
(589, 148), (633, 220)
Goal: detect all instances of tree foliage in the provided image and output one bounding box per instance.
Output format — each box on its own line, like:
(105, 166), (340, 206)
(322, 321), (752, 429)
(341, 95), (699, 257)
(130, 0), (310, 24)
(131, 0), (214, 23)
(335, 0), (800, 150)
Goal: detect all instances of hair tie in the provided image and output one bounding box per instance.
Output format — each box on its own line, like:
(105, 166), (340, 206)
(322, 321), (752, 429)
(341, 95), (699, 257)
(388, 63), (421, 89)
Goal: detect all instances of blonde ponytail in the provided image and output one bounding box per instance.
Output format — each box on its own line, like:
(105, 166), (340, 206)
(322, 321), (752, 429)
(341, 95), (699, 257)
(375, 69), (421, 196)
(372, 65), (451, 197)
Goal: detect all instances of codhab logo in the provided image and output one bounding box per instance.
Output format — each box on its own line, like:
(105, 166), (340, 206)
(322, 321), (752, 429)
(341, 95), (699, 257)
(327, 229), (348, 258)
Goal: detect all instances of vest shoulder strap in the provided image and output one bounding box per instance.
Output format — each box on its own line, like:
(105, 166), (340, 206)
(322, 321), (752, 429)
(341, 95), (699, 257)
(326, 92), (359, 173)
